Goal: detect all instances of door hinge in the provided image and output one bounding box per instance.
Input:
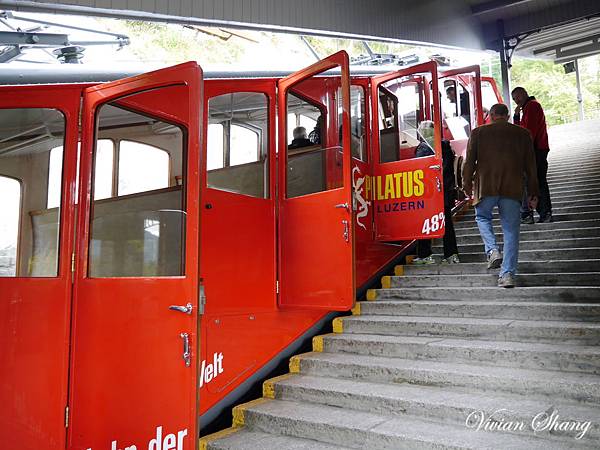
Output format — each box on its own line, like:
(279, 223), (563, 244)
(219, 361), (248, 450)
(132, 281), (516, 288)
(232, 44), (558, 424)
(276, 280), (279, 294)
(198, 283), (206, 315)
(71, 253), (75, 273)
(64, 406), (69, 428)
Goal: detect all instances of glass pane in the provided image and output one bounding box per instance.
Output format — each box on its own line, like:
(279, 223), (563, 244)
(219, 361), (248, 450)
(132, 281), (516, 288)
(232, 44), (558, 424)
(0, 108), (65, 277)
(47, 145), (63, 209)
(0, 176), (20, 276)
(89, 90), (186, 278)
(207, 124), (224, 170)
(207, 92), (269, 198)
(230, 125), (258, 166)
(286, 75), (346, 198)
(118, 140), (169, 195)
(339, 86), (367, 161)
(94, 139), (114, 200)
(379, 80), (434, 163)
(481, 80), (499, 120)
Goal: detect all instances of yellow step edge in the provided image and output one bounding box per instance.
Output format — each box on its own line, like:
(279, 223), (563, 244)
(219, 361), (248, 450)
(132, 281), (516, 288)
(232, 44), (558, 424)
(332, 317), (344, 333)
(232, 397), (270, 427)
(366, 289), (377, 301)
(199, 427), (241, 450)
(381, 275), (391, 289)
(351, 302), (361, 316)
(312, 335), (324, 352)
(263, 372), (294, 399)
(394, 265), (404, 276)
(289, 354), (301, 373)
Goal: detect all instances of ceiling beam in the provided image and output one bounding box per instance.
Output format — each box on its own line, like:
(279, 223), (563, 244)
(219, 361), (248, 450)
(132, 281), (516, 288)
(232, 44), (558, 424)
(471, 0), (536, 17)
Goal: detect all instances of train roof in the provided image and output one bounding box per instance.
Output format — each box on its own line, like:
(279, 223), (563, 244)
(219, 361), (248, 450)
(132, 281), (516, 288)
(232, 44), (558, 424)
(0, 63), (399, 85)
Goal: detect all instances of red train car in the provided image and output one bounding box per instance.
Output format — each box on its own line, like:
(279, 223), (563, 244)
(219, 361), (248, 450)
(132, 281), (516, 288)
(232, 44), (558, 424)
(0, 51), (501, 450)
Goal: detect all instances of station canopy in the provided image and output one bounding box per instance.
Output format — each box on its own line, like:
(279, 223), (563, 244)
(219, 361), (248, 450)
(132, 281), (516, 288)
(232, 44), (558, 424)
(0, 0), (600, 61)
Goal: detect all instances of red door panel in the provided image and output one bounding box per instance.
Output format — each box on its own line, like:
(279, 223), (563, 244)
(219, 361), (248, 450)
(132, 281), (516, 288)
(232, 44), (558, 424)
(0, 85), (82, 450)
(68, 62), (202, 450)
(278, 51), (355, 310)
(372, 62), (446, 240)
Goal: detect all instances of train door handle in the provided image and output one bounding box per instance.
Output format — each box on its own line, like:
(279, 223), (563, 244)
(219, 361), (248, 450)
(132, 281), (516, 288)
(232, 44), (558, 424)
(180, 333), (191, 367)
(429, 164), (441, 171)
(342, 220), (349, 242)
(169, 303), (193, 314)
(335, 202), (349, 210)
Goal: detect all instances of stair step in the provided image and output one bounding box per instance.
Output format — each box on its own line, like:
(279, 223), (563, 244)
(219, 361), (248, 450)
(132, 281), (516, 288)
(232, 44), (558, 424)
(369, 286), (600, 303)
(435, 248), (600, 262)
(339, 315), (600, 344)
(205, 428), (354, 450)
(458, 206), (600, 221)
(448, 227), (600, 245)
(455, 218), (600, 233)
(552, 190), (600, 201)
(400, 259), (600, 275)
(270, 375), (600, 443)
(433, 248), (600, 263)
(294, 352), (600, 404)
(361, 300), (600, 321)
(454, 215), (600, 230)
(319, 333), (600, 374)
(433, 238), (600, 253)
(238, 399), (590, 449)
(388, 272), (600, 287)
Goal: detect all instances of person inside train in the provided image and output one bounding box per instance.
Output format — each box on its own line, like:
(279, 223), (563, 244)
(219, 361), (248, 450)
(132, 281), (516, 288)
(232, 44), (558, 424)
(412, 120), (460, 265)
(288, 126), (313, 150)
(309, 115), (323, 145)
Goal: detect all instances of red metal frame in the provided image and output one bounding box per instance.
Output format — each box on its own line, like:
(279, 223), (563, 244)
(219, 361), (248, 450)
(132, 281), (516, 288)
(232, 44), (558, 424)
(370, 61), (446, 241)
(69, 62), (202, 450)
(1, 59), (501, 446)
(277, 51), (355, 311)
(0, 84), (83, 450)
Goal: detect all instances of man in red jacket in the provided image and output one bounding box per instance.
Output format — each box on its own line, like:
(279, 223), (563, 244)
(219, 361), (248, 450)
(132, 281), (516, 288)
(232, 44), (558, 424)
(512, 87), (553, 223)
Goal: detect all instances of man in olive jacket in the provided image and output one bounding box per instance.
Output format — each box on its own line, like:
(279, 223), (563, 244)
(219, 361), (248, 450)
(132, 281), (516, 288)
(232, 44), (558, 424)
(462, 103), (539, 287)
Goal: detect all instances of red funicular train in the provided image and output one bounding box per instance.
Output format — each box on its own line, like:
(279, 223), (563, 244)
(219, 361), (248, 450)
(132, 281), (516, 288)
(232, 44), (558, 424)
(0, 51), (501, 450)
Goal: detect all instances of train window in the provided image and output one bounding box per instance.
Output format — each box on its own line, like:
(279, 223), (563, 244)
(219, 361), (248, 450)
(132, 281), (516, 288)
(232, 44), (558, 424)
(118, 140), (169, 196)
(0, 176), (21, 277)
(286, 74), (346, 198)
(339, 85), (367, 162)
(481, 80), (499, 121)
(378, 81), (426, 163)
(0, 108), (65, 277)
(207, 92), (269, 199)
(89, 89), (186, 278)
(94, 139), (114, 200)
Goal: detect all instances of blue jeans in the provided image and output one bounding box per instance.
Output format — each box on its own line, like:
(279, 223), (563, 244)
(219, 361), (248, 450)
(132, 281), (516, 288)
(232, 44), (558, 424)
(475, 196), (521, 276)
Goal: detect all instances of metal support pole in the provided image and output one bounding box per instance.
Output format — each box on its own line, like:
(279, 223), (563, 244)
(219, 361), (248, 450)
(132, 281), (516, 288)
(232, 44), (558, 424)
(575, 58), (585, 121)
(497, 20), (512, 111)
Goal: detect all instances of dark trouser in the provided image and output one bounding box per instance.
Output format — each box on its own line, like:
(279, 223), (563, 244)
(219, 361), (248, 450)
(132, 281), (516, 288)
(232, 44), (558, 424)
(522, 150), (552, 219)
(417, 203), (458, 259)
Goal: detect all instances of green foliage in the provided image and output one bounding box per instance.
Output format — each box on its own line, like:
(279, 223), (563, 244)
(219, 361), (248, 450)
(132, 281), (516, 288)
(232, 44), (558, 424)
(510, 58), (579, 125)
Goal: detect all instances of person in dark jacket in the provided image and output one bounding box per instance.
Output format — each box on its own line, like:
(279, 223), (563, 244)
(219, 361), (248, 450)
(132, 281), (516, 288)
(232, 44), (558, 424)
(288, 126), (313, 149)
(412, 120), (460, 265)
(512, 86), (553, 223)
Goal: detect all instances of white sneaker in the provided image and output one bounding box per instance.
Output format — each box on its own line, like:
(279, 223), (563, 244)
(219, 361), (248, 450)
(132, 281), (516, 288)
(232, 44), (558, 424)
(442, 254), (460, 264)
(487, 249), (502, 269)
(412, 255), (436, 265)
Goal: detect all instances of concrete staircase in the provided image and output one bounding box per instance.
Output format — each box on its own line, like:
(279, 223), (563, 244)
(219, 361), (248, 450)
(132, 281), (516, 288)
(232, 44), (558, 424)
(201, 121), (600, 449)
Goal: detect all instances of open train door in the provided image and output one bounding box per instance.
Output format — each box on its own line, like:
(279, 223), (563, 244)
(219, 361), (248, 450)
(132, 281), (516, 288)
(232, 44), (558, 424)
(371, 61), (446, 240)
(68, 63), (202, 450)
(277, 51), (355, 310)
(0, 85), (82, 450)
